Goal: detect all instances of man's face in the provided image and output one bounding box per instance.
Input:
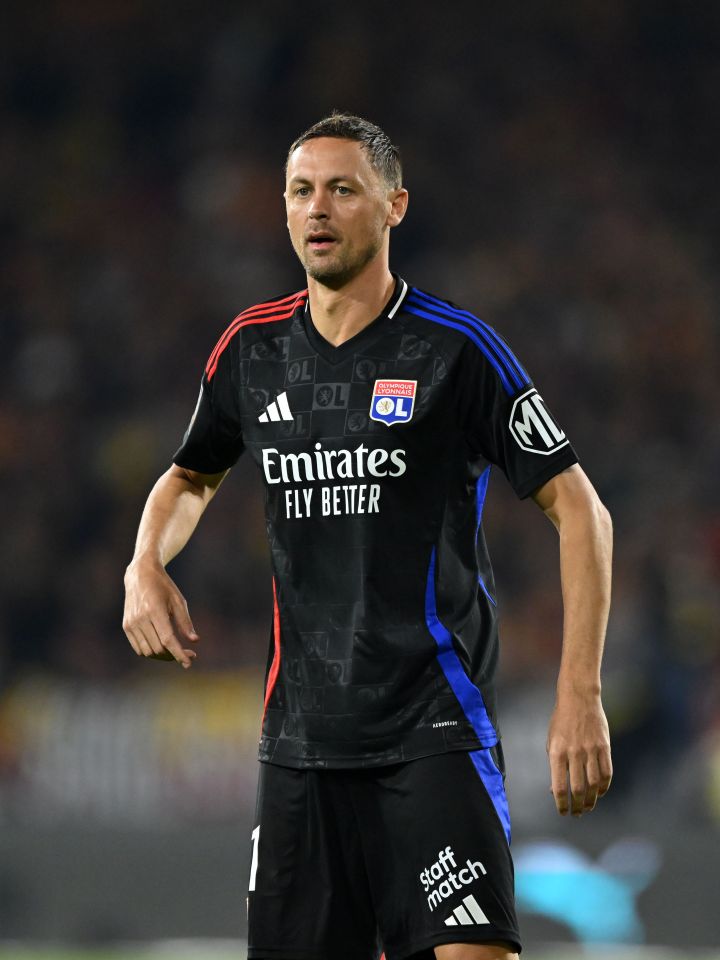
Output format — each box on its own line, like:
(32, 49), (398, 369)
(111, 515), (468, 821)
(285, 137), (402, 287)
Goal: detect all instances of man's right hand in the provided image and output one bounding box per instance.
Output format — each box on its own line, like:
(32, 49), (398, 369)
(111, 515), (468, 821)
(123, 558), (199, 669)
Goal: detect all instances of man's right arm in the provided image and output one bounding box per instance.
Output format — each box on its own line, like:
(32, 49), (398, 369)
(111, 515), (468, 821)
(123, 464), (229, 669)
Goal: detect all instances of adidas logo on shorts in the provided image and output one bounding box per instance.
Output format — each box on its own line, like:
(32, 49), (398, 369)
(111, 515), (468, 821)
(419, 845), (487, 912)
(444, 894), (489, 926)
(259, 392), (293, 423)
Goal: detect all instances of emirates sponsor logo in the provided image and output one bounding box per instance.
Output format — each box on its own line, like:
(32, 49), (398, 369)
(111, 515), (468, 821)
(261, 442), (406, 485)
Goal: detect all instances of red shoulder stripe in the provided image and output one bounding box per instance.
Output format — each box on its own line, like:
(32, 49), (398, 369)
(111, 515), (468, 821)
(206, 290), (305, 374)
(205, 290), (307, 381)
(206, 290), (302, 370)
(206, 304), (297, 380)
(262, 577), (282, 725)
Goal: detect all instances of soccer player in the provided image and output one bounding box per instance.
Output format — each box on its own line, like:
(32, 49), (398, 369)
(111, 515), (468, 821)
(123, 114), (613, 960)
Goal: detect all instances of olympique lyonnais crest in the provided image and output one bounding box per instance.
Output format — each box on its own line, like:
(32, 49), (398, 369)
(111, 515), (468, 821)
(369, 379), (417, 426)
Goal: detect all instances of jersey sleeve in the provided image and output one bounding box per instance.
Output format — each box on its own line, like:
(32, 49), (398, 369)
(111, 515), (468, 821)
(173, 345), (244, 473)
(456, 334), (579, 499)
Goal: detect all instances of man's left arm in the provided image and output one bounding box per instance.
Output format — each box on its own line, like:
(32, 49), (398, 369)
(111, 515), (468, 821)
(532, 463), (613, 817)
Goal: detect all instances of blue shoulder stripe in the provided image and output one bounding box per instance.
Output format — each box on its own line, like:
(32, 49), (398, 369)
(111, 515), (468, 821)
(408, 288), (530, 387)
(404, 300), (516, 394)
(407, 289), (530, 390)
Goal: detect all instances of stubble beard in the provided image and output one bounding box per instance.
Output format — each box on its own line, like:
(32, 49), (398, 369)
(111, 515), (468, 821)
(300, 233), (384, 290)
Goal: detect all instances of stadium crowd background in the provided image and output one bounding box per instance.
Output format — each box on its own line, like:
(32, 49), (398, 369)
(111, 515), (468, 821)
(1, 0), (719, 947)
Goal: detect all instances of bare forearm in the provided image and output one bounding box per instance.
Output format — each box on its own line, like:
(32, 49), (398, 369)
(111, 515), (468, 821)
(534, 465), (614, 814)
(131, 465), (224, 569)
(556, 497), (613, 695)
(123, 465), (227, 668)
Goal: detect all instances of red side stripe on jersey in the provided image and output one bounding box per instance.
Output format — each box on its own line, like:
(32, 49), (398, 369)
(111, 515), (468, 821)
(262, 577), (282, 723)
(205, 290), (307, 380)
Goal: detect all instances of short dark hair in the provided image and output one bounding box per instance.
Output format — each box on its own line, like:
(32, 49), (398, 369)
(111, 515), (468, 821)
(286, 112), (402, 189)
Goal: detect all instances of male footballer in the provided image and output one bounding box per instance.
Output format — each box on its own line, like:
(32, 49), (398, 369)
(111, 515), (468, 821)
(123, 113), (613, 959)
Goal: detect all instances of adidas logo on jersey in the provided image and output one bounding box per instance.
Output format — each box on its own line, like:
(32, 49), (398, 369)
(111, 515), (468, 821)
(444, 894), (489, 927)
(259, 392), (293, 423)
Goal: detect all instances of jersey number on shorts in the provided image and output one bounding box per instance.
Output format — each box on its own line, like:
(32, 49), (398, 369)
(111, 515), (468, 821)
(249, 825), (260, 892)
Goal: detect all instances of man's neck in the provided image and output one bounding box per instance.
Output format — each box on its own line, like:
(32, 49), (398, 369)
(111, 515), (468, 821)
(307, 260), (396, 347)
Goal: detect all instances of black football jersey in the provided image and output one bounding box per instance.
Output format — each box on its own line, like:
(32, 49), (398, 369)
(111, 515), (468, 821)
(174, 276), (578, 768)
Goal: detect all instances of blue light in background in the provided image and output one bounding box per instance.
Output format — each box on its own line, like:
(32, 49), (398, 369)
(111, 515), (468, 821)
(514, 838), (661, 944)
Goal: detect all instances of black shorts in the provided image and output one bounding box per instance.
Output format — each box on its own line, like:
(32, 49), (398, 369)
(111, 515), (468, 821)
(247, 748), (521, 960)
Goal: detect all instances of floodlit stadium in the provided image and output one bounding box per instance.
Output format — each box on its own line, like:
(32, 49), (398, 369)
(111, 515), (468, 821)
(2, 2), (718, 957)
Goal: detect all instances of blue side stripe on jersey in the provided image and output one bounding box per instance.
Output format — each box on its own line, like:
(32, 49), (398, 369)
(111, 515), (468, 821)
(424, 546), (498, 746)
(478, 578), (497, 606)
(405, 302), (515, 395)
(475, 466), (491, 526)
(469, 748), (512, 845)
(408, 288), (530, 389)
(475, 467), (497, 606)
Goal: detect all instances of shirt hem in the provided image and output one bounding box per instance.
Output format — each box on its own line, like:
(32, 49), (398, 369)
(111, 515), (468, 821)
(515, 447), (579, 499)
(386, 927), (522, 959)
(258, 736), (499, 770)
(172, 453), (239, 474)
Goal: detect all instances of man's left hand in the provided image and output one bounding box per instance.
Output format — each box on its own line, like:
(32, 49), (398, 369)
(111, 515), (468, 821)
(546, 691), (612, 816)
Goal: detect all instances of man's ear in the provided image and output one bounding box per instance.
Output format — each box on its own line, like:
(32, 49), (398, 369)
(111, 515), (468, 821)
(387, 188), (409, 228)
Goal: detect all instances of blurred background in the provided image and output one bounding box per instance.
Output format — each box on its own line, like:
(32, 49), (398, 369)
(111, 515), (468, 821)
(1, 0), (719, 955)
